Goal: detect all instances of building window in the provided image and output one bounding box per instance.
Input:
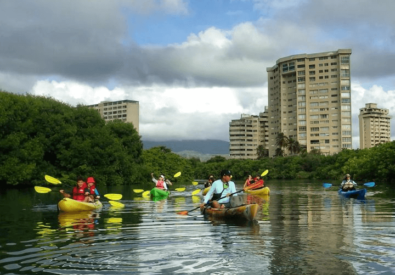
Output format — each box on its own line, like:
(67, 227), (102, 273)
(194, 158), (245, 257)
(310, 77), (316, 82)
(298, 77), (305, 82)
(309, 58), (315, 61)
(309, 65), (315, 69)
(298, 71), (305, 76)
(341, 56), (350, 64)
(342, 98), (351, 103)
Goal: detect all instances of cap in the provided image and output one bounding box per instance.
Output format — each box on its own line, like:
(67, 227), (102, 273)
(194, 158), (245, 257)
(220, 170), (232, 177)
(160, 175), (165, 180)
(86, 177), (95, 183)
(346, 174), (350, 177)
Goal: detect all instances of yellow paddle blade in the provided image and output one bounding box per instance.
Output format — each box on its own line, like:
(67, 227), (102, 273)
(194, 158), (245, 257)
(108, 201), (125, 208)
(174, 172), (181, 178)
(192, 181), (198, 186)
(175, 187), (185, 192)
(104, 194), (123, 200)
(192, 189), (201, 195)
(142, 191), (150, 197)
(106, 217), (123, 223)
(261, 170), (269, 177)
(133, 189), (144, 193)
(45, 175), (62, 185)
(34, 186), (52, 193)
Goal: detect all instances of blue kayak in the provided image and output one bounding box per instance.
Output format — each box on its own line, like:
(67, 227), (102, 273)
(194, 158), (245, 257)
(338, 188), (367, 200)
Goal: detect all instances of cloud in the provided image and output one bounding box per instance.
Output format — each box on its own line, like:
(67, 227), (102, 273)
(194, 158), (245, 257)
(31, 80), (267, 141)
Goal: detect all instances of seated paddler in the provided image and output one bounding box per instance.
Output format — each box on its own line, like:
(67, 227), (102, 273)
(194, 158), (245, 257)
(200, 169), (237, 210)
(151, 173), (168, 190)
(340, 174), (357, 191)
(59, 176), (87, 201)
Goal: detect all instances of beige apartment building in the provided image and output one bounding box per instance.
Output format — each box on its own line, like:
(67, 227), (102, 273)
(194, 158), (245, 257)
(267, 49), (352, 157)
(86, 100), (139, 132)
(229, 109), (269, 159)
(359, 103), (391, 149)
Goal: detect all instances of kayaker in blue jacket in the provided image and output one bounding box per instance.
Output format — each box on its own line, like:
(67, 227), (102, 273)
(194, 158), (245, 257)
(340, 174), (357, 191)
(200, 170), (237, 210)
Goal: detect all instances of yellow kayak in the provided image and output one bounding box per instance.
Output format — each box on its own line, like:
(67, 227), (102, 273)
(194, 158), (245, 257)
(58, 198), (103, 212)
(245, 187), (270, 196)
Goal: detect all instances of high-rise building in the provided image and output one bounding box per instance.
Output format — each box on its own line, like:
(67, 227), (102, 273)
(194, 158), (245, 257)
(229, 108), (269, 159)
(267, 49), (352, 157)
(86, 100), (139, 132)
(359, 103), (391, 149)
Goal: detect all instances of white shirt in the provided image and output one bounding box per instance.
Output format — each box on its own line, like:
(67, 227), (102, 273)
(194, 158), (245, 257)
(203, 179), (237, 204)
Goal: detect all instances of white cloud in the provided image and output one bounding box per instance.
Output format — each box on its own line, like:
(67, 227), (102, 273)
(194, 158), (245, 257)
(30, 80), (267, 141)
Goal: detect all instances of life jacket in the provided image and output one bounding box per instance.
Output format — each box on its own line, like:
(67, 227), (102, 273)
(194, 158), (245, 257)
(87, 185), (96, 195)
(246, 179), (254, 186)
(72, 182), (87, 201)
(156, 180), (165, 189)
(343, 181), (354, 190)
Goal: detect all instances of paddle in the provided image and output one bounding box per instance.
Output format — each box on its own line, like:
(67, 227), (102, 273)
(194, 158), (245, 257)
(192, 181), (198, 186)
(175, 188), (186, 192)
(35, 186), (53, 193)
(261, 169), (269, 177)
(192, 189), (201, 196)
(108, 201), (125, 208)
(45, 175), (62, 184)
(323, 182), (376, 188)
(177, 189), (245, 215)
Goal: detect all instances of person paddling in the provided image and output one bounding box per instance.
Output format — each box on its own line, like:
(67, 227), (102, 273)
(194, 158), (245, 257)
(204, 175), (214, 188)
(200, 170), (237, 210)
(84, 177), (100, 202)
(151, 173), (168, 190)
(243, 175), (255, 188)
(340, 174), (357, 191)
(59, 176), (87, 201)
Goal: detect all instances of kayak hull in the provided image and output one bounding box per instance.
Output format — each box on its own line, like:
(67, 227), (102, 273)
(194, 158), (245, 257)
(201, 204), (259, 221)
(338, 188), (367, 200)
(150, 188), (170, 198)
(245, 187), (270, 196)
(58, 198), (102, 212)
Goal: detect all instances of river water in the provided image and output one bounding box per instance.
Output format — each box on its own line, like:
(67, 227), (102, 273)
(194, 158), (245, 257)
(0, 180), (394, 274)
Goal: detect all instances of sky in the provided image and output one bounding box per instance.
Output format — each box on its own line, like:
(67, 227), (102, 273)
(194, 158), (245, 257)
(1, 0), (395, 148)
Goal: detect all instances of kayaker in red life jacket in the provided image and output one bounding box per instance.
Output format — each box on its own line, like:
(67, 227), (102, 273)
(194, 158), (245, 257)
(84, 177), (100, 202)
(243, 175), (255, 188)
(59, 176), (87, 201)
(253, 175), (264, 187)
(151, 173), (168, 190)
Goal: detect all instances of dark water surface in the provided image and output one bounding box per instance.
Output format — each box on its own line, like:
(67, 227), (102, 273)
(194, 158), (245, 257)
(0, 180), (394, 274)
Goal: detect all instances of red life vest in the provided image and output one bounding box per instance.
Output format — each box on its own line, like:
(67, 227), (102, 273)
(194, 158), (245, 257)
(156, 180), (165, 189)
(246, 179), (253, 186)
(87, 185), (96, 195)
(72, 182), (87, 201)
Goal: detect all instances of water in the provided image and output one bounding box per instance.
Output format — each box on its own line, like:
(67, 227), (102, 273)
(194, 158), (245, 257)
(0, 181), (395, 274)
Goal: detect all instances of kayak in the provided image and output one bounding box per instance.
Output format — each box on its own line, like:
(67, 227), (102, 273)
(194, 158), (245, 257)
(58, 198), (103, 212)
(245, 186), (270, 196)
(201, 204), (259, 221)
(203, 187), (210, 195)
(338, 188), (367, 200)
(150, 188), (170, 198)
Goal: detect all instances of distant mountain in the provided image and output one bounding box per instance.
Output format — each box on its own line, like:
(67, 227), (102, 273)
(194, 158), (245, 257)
(142, 139), (229, 155)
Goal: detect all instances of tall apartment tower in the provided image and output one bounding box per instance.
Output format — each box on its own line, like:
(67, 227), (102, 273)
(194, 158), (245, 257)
(229, 108), (269, 159)
(359, 103), (391, 149)
(267, 49), (352, 157)
(86, 100), (139, 132)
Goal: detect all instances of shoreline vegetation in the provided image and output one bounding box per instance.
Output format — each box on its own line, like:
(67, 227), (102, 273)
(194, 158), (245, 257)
(1, 91), (394, 187)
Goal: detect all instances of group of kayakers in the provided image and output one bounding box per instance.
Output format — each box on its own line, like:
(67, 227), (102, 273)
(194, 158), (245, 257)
(59, 176), (100, 202)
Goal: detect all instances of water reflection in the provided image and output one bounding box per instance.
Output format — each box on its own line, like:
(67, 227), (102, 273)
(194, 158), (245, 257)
(0, 182), (395, 274)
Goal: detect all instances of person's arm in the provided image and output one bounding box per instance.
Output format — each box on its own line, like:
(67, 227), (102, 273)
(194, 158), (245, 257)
(166, 179), (172, 186)
(163, 182), (168, 190)
(59, 189), (71, 198)
(94, 188), (100, 199)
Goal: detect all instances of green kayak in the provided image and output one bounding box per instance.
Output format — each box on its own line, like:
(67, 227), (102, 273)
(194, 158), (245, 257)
(150, 188), (170, 198)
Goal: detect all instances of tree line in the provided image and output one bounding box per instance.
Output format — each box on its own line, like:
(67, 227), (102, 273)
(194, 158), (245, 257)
(1, 91), (393, 187)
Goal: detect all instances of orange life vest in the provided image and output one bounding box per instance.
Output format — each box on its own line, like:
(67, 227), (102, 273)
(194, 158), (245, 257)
(72, 182), (87, 201)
